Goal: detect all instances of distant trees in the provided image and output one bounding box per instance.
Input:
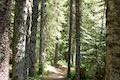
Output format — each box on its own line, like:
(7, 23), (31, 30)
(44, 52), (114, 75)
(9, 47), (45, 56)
(44, 0), (67, 65)
(1, 0), (119, 80)
(80, 0), (106, 79)
(0, 0), (11, 80)
(105, 0), (120, 80)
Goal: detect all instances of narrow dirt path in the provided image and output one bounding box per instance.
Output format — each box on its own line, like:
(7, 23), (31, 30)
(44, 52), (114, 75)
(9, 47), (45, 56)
(43, 64), (67, 80)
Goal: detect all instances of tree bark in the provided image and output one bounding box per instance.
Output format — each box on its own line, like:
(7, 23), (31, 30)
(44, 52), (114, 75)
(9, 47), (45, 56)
(67, 0), (73, 79)
(39, 0), (46, 75)
(0, 0), (11, 80)
(28, 0), (39, 77)
(25, 0), (32, 77)
(105, 0), (120, 80)
(12, 0), (28, 80)
(75, 0), (81, 79)
(54, 37), (59, 66)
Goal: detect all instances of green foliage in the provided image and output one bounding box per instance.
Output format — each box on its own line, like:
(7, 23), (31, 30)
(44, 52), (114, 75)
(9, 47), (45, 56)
(43, 0), (68, 63)
(70, 70), (76, 80)
(80, 0), (106, 79)
(9, 0), (106, 79)
(41, 0), (106, 79)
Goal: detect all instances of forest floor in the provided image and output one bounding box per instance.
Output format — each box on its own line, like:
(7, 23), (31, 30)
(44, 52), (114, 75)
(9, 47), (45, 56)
(43, 64), (67, 80)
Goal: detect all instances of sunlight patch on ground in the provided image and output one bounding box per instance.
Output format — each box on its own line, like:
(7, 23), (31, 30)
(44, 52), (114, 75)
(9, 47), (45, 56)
(43, 64), (67, 80)
(45, 64), (64, 75)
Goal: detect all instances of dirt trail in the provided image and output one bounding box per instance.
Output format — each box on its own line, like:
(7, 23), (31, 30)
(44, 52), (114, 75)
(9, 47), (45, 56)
(43, 64), (67, 80)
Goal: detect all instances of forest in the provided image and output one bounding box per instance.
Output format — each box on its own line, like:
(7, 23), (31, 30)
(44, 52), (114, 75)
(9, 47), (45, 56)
(0, 0), (120, 80)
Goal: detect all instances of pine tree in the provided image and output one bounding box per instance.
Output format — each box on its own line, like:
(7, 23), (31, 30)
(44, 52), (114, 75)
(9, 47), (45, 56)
(67, 0), (73, 79)
(54, 37), (59, 66)
(28, 0), (39, 77)
(105, 0), (120, 80)
(0, 0), (11, 80)
(25, 0), (32, 78)
(75, 0), (81, 79)
(39, 0), (46, 75)
(12, 0), (28, 80)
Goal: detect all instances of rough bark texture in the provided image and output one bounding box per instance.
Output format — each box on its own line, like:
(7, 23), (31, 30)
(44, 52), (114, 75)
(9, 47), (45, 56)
(67, 0), (73, 79)
(0, 0), (11, 80)
(39, 0), (46, 75)
(25, 12), (31, 78)
(25, 0), (32, 77)
(28, 0), (38, 77)
(105, 0), (120, 80)
(12, 0), (28, 80)
(75, 0), (81, 79)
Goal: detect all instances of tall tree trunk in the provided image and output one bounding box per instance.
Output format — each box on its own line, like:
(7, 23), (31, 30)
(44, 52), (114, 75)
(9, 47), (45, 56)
(67, 0), (73, 79)
(25, 0), (32, 77)
(12, 0), (28, 80)
(39, 0), (46, 75)
(28, 0), (39, 77)
(25, 11), (31, 78)
(71, 48), (74, 65)
(105, 0), (120, 80)
(0, 0), (11, 80)
(54, 37), (59, 66)
(75, 0), (81, 79)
